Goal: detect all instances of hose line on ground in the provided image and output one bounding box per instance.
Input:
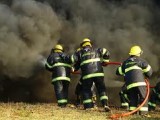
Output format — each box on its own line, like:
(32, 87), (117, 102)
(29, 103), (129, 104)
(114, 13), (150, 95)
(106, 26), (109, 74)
(71, 62), (150, 119)
(110, 79), (150, 119)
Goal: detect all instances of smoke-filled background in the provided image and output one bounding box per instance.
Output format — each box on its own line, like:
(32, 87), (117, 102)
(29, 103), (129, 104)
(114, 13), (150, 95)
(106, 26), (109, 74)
(0, 0), (160, 105)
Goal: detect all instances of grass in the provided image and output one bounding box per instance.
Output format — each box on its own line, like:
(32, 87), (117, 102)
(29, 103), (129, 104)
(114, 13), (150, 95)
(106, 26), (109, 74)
(0, 103), (160, 120)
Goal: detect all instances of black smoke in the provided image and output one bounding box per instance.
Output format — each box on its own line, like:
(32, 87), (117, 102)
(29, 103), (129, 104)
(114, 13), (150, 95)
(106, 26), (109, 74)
(0, 0), (159, 105)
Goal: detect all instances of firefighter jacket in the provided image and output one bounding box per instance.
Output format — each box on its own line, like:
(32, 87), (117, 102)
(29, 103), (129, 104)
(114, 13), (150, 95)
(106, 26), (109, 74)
(71, 46), (110, 80)
(45, 50), (71, 83)
(116, 56), (152, 90)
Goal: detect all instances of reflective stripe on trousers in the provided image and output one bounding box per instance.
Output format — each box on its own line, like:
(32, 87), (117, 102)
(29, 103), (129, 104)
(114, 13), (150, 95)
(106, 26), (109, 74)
(129, 106), (136, 111)
(52, 77), (70, 82)
(83, 99), (92, 104)
(100, 95), (108, 101)
(58, 99), (67, 104)
(83, 73), (104, 80)
(139, 107), (148, 112)
(148, 102), (156, 107)
(127, 82), (146, 90)
(121, 103), (129, 106)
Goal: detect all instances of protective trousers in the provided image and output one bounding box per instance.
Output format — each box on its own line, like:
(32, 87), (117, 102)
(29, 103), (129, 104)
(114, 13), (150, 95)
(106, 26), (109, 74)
(119, 84), (129, 108)
(75, 77), (96, 105)
(53, 80), (69, 107)
(148, 88), (159, 111)
(82, 77), (108, 109)
(75, 78), (83, 105)
(75, 77), (83, 97)
(128, 86), (148, 115)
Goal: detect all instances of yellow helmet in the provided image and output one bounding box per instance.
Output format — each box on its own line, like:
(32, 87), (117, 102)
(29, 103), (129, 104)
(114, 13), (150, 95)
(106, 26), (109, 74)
(82, 42), (92, 47)
(129, 46), (143, 56)
(83, 38), (91, 43)
(81, 38), (92, 47)
(54, 44), (63, 52)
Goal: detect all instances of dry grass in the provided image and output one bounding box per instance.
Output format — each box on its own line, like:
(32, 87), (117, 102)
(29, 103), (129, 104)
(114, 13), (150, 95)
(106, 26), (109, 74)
(0, 103), (159, 120)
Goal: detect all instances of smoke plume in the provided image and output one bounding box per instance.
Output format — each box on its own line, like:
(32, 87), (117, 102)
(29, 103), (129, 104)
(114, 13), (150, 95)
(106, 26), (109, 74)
(0, 0), (159, 104)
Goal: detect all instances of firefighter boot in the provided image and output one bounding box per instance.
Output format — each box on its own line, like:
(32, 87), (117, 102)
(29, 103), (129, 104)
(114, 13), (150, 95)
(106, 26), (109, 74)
(58, 103), (67, 108)
(104, 105), (111, 112)
(76, 95), (81, 107)
(92, 95), (97, 106)
(120, 102), (129, 110)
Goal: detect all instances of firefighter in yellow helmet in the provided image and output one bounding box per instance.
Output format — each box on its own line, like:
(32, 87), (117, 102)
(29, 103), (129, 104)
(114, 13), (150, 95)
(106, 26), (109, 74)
(116, 45), (152, 116)
(71, 38), (111, 112)
(73, 42), (96, 107)
(45, 44), (71, 107)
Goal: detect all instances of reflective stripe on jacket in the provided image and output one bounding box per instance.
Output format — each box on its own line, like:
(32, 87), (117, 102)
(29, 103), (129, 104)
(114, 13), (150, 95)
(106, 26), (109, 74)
(45, 51), (71, 82)
(116, 56), (152, 87)
(72, 46), (110, 80)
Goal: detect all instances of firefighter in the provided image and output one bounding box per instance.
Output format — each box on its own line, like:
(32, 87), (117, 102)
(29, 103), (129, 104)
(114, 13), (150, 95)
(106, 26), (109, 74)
(74, 44), (97, 107)
(119, 83), (129, 109)
(116, 45), (152, 116)
(73, 48), (83, 106)
(75, 76), (97, 107)
(148, 80), (160, 111)
(75, 77), (97, 106)
(71, 38), (111, 112)
(45, 44), (71, 107)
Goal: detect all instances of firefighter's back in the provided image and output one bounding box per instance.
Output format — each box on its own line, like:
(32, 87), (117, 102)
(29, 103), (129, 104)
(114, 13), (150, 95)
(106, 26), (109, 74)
(80, 46), (103, 76)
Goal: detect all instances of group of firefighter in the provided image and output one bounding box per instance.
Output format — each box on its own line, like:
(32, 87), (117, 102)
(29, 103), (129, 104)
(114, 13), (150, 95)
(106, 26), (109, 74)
(45, 38), (160, 117)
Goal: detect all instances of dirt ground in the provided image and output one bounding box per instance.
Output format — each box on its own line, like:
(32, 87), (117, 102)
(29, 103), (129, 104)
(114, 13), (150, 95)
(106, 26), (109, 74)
(0, 103), (160, 120)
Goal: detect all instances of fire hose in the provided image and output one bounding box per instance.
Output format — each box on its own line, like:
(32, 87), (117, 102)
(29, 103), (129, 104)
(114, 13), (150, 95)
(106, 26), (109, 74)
(71, 62), (151, 119)
(110, 79), (150, 119)
(71, 62), (122, 74)
(105, 62), (151, 119)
